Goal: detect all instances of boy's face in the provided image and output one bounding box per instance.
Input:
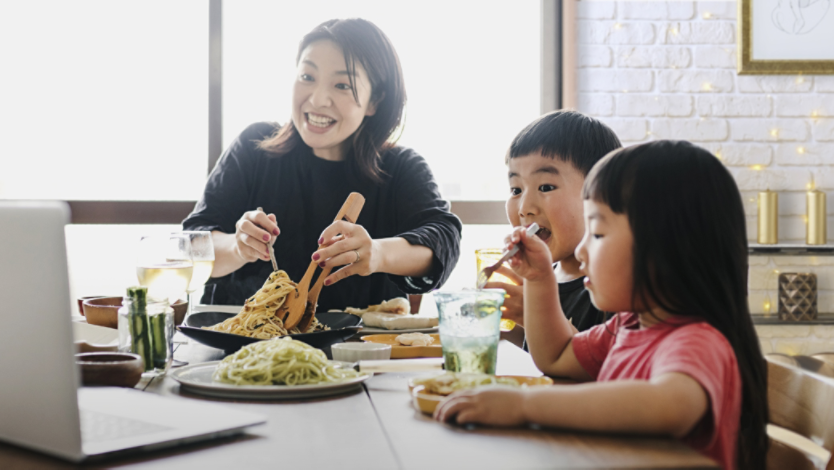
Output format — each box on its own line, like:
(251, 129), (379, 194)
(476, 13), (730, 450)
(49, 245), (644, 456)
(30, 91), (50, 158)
(506, 152), (586, 263)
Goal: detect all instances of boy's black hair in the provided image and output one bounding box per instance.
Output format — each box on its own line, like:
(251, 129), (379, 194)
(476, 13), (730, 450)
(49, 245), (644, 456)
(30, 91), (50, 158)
(583, 140), (768, 470)
(505, 110), (622, 175)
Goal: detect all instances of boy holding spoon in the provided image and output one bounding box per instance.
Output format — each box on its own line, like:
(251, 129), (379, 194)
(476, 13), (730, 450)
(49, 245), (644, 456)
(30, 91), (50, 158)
(484, 110), (621, 344)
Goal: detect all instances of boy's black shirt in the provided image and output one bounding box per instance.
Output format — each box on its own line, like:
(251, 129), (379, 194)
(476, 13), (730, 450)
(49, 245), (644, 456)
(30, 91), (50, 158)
(523, 264), (606, 351)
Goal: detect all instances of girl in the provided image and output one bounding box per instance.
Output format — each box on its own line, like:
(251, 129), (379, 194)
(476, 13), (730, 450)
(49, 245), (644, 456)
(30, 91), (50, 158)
(434, 140), (768, 470)
(183, 19), (461, 311)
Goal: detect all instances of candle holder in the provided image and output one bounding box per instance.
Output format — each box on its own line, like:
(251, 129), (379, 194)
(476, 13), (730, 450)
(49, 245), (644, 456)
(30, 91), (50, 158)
(807, 190), (827, 245)
(778, 273), (817, 321)
(758, 190), (778, 245)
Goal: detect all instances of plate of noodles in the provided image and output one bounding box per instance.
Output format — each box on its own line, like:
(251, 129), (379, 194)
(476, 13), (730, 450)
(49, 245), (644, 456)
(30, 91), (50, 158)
(177, 270), (362, 353)
(179, 311), (361, 353)
(171, 338), (370, 399)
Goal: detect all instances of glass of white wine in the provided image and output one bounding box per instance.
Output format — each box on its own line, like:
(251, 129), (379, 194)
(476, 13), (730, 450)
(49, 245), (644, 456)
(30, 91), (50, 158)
(181, 231), (215, 318)
(135, 234), (194, 305)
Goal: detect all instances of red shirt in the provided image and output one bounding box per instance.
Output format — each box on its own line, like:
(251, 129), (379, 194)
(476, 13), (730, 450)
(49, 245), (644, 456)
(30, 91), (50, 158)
(573, 313), (742, 470)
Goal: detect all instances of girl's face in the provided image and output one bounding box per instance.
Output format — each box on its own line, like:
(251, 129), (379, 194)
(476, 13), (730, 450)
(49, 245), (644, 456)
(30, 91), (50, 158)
(575, 199), (635, 313)
(292, 40), (377, 161)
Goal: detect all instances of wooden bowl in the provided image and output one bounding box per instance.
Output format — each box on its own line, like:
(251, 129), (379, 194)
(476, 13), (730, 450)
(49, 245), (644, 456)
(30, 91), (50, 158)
(76, 352), (144, 387)
(171, 299), (188, 326)
(82, 296), (123, 329)
(76, 296), (107, 316)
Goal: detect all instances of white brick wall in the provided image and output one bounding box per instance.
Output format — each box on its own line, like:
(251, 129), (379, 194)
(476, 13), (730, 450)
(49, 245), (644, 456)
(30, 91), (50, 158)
(575, 0), (834, 317)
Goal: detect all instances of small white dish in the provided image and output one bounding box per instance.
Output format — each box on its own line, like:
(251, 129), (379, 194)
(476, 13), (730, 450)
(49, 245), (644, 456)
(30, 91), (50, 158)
(331, 342), (392, 362)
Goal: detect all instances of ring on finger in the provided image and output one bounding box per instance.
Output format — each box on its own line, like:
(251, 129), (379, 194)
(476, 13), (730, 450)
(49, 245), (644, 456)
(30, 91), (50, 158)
(353, 249), (361, 264)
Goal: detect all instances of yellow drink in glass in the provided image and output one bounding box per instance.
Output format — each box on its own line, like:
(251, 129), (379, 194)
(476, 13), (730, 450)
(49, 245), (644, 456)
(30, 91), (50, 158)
(475, 248), (517, 332)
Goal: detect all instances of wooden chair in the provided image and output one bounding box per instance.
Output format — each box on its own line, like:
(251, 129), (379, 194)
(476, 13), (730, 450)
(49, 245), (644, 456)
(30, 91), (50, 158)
(766, 355), (834, 470)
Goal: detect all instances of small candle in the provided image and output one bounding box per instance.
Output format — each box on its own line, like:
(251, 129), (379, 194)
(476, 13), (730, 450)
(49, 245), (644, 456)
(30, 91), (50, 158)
(807, 190), (827, 245)
(758, 190), (778, 244)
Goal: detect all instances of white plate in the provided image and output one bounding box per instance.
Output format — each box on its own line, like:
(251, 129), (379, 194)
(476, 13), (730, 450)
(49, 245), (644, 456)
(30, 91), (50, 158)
(170, 361), (370, 400)
(359, 326), (439, 334)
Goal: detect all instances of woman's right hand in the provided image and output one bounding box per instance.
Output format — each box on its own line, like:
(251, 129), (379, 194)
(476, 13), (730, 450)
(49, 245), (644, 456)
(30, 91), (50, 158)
(505, 225), (554, 282)
(234, 210), (280, 263)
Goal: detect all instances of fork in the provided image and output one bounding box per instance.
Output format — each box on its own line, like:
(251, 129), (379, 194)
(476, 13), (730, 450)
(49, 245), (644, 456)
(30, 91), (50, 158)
(476, 223), (540, 289)
(256, 207), (278, 272)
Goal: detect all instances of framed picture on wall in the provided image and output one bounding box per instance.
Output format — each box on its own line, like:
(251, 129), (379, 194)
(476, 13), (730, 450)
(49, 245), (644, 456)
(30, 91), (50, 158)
(739, 0), (834, 74)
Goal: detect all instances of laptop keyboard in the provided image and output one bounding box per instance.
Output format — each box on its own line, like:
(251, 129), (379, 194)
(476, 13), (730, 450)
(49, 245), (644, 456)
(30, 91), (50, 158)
(80, 409), (173, 443)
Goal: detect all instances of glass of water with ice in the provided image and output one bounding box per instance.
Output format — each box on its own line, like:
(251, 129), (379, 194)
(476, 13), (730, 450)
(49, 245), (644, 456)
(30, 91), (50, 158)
(434, 289), (506, 374)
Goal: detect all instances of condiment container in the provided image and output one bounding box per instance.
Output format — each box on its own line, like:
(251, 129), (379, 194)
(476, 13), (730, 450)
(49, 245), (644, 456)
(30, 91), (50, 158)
(118, 295), (173, 377)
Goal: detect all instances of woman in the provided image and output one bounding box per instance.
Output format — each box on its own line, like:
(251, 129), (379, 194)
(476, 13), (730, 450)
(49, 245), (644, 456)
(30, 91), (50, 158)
(183, 18), (462, 312)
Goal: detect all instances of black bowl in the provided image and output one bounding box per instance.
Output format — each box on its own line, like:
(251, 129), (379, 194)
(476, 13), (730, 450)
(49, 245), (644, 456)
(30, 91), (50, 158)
(178, 311), (362, 355)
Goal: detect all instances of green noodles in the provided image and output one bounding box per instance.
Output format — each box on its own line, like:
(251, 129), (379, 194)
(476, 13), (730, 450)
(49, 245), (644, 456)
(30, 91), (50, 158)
(213, 337), (363, 386)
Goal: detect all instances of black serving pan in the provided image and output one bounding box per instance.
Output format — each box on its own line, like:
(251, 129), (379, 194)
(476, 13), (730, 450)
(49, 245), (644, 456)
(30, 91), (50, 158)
(178, 311), (362, 355)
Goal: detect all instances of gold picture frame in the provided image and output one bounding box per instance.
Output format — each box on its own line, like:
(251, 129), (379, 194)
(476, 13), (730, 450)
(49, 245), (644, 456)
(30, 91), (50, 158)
(738, 0), (834, 74)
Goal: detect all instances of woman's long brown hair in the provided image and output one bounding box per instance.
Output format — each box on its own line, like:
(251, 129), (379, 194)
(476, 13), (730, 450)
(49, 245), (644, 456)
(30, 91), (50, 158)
(583, 140), (768, 469)
(258, 18), (406, 184)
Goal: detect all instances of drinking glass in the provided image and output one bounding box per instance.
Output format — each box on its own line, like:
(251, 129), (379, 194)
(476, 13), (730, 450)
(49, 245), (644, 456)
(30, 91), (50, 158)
(434, 289), (505, 374)
(180, 231), (215, 318)
(475, 248), (517, 332)
(135, 234), (193, 305)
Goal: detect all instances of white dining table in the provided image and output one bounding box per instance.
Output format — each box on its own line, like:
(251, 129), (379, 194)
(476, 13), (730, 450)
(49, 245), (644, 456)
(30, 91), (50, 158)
(0, 338), (718, 469)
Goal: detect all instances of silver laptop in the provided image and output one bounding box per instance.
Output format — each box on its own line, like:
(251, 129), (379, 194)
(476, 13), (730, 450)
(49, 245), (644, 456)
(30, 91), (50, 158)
(0, 200), (265, 462)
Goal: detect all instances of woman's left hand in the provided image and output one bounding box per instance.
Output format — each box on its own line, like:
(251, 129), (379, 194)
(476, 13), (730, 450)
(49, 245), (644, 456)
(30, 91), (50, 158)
(433, 387), (527, 427)
(312, 220), (381, 285)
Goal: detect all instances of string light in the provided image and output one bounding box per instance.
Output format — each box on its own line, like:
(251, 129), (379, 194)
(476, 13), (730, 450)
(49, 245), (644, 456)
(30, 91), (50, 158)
(773, 269), (780, 274)
(715, 150), (723, 160)
(614, 22), (623, 30)
(797, 146), (806, 154)
(796, 75), (805, 84)
(702, 82), (713, 91)
(763, 299), (772, 314)
(703, 11), (712, 19)
(751, 164), (764, 171)
(770, 129), (779, 137)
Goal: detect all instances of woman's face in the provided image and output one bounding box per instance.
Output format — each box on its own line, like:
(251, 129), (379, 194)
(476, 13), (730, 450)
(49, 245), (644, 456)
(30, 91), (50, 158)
(292, 40), (377, 161)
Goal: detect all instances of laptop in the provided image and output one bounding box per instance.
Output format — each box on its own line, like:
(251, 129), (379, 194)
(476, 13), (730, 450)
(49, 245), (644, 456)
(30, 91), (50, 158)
(0, 200), (265, 462)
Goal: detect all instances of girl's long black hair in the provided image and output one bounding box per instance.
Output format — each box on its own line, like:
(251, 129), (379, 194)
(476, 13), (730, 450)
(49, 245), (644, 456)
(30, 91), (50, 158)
(582, 140), (768, 470)
(258, 18), (406, 184)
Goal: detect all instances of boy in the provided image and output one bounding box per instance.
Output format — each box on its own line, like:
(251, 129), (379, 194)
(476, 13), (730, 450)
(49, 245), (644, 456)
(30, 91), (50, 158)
(485, 110), (621, 346)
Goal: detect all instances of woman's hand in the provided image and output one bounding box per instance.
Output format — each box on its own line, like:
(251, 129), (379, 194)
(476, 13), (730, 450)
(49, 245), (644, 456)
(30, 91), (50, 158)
(484, 265), (524, 326)
(233, 210), (280, 264)
(433, 387), (527, 427)
(505, 226), (553, 283)
(313, 220), (381, 285)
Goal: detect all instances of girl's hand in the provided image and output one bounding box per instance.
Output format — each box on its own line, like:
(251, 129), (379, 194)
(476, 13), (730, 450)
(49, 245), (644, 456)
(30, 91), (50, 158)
(484, 265), (524, 326)
(433, 387), (527, 427)
(504, 226), (554, 282)
(233, 210), (280, 264)
(313, 220), (380, 285)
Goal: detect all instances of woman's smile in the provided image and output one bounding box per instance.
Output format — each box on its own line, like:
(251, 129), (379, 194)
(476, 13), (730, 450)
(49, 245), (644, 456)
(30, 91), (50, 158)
(304, 112), (337, 133)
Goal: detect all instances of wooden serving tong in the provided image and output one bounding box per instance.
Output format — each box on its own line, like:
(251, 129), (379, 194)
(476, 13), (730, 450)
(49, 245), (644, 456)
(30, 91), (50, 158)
(283, 192), (365, 330)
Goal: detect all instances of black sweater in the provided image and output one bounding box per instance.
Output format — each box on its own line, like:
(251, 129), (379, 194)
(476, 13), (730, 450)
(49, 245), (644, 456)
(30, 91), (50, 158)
(183, 122), (462, 312)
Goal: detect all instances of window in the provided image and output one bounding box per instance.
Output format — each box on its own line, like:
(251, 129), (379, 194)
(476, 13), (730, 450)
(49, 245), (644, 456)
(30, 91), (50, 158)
(0, 0), (208, 201)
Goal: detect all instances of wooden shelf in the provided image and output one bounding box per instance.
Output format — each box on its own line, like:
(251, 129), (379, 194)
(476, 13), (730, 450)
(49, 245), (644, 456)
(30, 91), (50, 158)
(749, 244), (834, 256)
(753, 314), (834, 325)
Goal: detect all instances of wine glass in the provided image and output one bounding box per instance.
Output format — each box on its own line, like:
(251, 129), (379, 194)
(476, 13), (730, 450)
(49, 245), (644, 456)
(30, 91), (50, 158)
(135, 234), (193, 305)
(180, 231), (215, 318)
